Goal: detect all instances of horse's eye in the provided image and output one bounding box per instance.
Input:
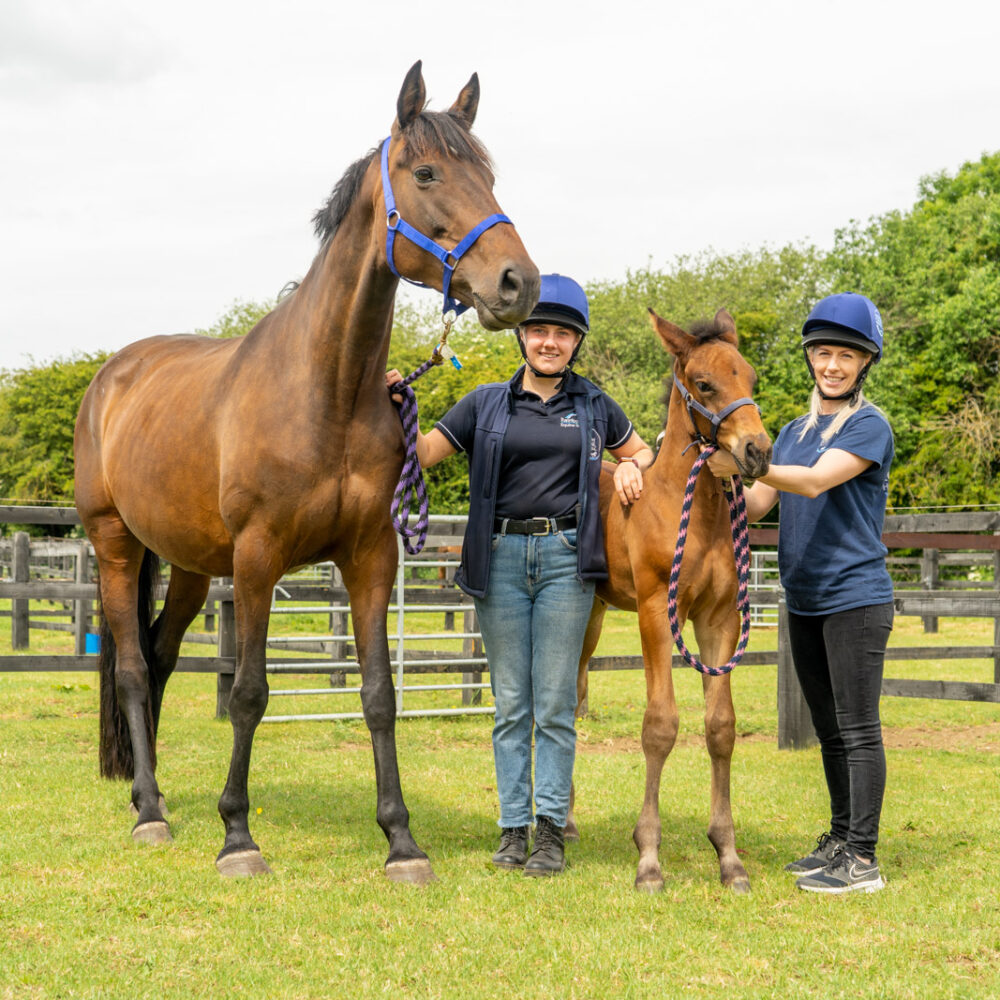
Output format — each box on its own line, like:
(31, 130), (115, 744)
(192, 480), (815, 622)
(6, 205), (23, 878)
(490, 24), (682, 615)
(696, 381), (713, 394)
(413, 166), (434, 184)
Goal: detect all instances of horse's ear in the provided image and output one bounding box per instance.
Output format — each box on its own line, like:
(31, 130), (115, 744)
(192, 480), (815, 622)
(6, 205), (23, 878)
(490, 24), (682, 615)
(648, 308), (693, 358)
(714, 308), (739, 346)
(448, 72), (480, 128)
(395, 60), (426, 131)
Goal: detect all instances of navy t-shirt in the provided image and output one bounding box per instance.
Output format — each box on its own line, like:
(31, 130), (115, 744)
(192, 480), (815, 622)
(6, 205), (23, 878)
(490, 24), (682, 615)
(773, 405), (894, 615)
(436, 371), (633, 519)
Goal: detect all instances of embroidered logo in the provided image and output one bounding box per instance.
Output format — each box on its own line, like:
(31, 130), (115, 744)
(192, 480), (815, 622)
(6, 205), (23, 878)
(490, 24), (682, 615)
(560, 413), (580, 429)
(589, 428), (602, 460)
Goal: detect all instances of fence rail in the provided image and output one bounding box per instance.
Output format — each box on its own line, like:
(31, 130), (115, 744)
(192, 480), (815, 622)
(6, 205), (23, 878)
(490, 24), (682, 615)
(2, 506), (998, 744)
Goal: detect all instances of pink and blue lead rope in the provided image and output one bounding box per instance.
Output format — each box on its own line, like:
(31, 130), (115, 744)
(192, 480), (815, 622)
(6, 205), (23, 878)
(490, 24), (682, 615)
(667, 445), (752, 675)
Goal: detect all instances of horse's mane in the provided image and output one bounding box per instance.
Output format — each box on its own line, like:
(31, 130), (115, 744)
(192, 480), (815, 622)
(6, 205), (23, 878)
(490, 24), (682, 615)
(311, 110), (494, 246)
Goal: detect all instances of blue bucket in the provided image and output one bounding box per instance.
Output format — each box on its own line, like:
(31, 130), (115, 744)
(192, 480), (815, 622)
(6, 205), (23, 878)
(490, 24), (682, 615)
(85, 633), (101, 654)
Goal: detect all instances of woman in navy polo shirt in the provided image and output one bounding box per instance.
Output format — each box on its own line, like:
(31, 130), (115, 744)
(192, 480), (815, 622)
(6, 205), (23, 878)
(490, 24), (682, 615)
(387, 274), (652, 876)
(709, 292), (894, 894)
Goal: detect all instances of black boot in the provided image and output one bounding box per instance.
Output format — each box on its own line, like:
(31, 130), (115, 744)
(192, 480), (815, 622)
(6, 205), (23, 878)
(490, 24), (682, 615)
(524, 816), (565, 876)
(491, 826), (529, 869)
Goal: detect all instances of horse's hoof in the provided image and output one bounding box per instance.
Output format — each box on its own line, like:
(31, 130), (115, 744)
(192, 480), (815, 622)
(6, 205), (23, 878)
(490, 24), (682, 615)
(132, 820), (172, 845)
(563, 820), (580, 843)
(385, 858), (437, 886)
(727, 877), (752, 895)
(216, 849), (272, 877)
(129, 795), (168, 818)
(634, 874), (665, 893)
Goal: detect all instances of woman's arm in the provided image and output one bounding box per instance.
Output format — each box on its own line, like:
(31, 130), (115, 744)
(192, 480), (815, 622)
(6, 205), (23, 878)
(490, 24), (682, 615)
(609, 432), (655, 506)
(386, 370), (458, 469)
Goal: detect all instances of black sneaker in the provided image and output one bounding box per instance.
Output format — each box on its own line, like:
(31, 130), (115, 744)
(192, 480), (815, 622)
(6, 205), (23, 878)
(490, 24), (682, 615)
(491, 826), (529, 870)
(784, 832), (846, 875)
(795, 847), (886, 894)
(524, 816), (565, 877)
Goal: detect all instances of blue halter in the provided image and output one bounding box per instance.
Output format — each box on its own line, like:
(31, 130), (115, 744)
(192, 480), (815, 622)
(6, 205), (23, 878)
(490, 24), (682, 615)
(380, 136), (511, 316)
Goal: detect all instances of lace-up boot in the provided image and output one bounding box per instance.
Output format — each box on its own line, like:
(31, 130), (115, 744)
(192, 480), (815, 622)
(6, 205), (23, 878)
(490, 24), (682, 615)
(491, 826), (529, 869)
(784, 831), (846, 875)
(524, 816), (565, 876)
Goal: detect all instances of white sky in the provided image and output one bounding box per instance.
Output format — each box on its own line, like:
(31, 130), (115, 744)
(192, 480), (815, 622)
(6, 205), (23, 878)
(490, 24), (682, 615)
(2, 0), (997, 372)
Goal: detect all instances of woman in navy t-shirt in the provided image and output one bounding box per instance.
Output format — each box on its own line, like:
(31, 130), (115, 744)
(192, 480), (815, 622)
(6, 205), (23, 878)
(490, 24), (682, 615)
(708, 292), (893, 895)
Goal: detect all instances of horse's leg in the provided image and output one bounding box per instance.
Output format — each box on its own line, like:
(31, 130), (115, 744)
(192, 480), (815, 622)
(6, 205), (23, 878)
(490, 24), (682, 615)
(91, 519), (171, 845)
(633, 592), (679, 892)
(125, 566), (212, 821)
(340, 532), (434, 886)
(215, 542), (277, 877)
(565, 597), (608, 842)
(692, 614), (751, 894)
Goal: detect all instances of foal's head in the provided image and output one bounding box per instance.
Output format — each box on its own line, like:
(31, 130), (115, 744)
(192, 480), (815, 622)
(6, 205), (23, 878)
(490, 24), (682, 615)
(650, 308), (772, 478)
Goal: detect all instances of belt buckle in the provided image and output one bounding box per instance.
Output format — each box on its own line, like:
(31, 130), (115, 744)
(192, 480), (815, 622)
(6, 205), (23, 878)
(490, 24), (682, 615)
(529, 517), (551, 536)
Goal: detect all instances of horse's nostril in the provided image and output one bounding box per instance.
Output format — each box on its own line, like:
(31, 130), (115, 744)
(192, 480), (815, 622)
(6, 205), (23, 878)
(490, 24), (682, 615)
(499, 266), (523, 303)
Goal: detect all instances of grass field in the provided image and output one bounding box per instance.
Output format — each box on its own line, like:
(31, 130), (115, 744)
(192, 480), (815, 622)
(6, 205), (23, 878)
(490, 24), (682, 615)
(1, 606), (998, 999)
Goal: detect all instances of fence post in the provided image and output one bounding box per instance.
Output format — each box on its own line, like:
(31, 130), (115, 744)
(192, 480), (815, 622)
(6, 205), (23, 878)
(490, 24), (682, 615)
(329, 563), (348, 688)
(994, 549), (1000, 684)
(11, 531), (30, 650)
(73, 541), (90, 654)
(216, 588), (235, 719)
(921, 548), (939, 633)
(462, 606), (483, 706)
(776, 598), (816, 750)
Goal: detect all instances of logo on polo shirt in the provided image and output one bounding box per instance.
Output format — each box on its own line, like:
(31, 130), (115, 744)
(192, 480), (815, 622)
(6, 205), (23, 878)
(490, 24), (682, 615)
(589, 429), (602, 460)
(560, 413), (580, 428)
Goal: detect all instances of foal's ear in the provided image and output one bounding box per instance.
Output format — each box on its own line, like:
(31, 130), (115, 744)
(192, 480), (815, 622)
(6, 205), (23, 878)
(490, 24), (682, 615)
(448, 72), (480, 128)
(395, 60), (427, 131)
(714, 308), (739, 346)
(648, 308), (693, 358)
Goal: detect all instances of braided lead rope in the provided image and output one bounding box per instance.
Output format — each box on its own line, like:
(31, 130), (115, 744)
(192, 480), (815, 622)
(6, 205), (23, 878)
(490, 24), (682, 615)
(388, 359), (439, 555)
(666, 445), (752, 675)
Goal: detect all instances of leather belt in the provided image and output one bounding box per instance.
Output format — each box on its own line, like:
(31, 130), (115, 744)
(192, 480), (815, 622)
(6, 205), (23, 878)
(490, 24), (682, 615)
(493, 514), (577, 536)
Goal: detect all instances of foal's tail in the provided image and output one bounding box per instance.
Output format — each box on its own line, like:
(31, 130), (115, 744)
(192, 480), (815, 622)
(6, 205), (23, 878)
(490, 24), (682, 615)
(98, 549), (161, 779)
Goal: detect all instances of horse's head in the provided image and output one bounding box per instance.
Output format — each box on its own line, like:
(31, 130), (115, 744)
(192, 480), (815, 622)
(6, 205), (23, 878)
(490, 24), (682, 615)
(377, 62), (539, 330)
(649, 308), (772, 478)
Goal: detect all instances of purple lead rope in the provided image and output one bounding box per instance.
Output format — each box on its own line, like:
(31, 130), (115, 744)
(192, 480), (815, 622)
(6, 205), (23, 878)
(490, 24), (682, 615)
(388, 359), (438, 555)
(667, 445), (752, 675)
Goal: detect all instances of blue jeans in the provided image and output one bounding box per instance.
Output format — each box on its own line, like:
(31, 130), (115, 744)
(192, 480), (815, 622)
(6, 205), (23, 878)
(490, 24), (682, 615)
(474, 529), (596, 829)
(788, 602), (894, 860)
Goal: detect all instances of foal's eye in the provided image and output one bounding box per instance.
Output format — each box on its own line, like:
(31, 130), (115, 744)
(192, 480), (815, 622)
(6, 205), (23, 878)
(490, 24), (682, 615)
(413, 166), (434, 184)
(695, 380), (713, 394)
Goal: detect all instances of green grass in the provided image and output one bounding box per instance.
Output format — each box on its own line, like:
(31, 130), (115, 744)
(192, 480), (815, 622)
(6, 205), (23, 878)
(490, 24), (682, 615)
(1, 610), (999, 998)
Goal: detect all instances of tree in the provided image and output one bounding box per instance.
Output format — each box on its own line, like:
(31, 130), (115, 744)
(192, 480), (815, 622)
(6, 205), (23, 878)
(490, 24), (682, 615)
(0, 352), (109, 533)
(828, 151), (1000, 506)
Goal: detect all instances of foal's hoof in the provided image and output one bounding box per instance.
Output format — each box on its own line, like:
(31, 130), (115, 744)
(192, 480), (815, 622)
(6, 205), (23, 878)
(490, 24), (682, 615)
(727, 876), (752, 895)
(132, 820), (172, 845)
(634, 872), (665, 893)
(385, 857), (437, 886)
(216, 849), (273, 877)
(563, 818), (580, 843)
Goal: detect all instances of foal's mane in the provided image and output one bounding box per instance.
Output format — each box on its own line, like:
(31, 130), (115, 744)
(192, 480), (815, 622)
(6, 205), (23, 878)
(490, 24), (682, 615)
(659, 313), (735, 424)
(311, 110), (494, 246)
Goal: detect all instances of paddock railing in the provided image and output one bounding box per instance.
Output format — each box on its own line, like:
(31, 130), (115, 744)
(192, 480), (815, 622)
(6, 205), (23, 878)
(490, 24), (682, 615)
(2, 506), (998, 743)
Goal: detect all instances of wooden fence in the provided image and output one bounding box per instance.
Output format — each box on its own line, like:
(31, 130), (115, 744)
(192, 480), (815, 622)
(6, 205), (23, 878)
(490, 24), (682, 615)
(2, 506), (998, 746)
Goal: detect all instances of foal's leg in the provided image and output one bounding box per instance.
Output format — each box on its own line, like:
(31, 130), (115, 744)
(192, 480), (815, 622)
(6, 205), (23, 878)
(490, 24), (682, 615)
(633, 592), (680, 892)
(215, 540), (278, 877)
(91, 519), (171, 844)
(693, 614), (750, 893)
(565, 598), (607, 841)
(340, 531), (434, 885)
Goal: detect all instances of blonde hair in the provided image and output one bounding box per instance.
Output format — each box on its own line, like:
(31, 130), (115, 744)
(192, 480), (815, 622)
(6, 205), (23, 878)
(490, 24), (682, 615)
(798, 346), (883, 445)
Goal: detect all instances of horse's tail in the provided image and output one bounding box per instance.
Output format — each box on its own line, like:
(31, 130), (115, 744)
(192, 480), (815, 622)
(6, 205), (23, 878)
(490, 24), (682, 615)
(98, 549), (161, 779)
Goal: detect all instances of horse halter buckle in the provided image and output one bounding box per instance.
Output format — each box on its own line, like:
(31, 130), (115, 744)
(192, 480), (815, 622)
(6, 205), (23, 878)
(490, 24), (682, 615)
(379, 136), (512, 318)
(672, 371), (759, 448)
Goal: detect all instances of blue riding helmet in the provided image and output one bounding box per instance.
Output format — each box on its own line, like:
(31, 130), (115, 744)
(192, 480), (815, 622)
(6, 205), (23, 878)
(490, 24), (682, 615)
(516, 273), (590, 377)
(521, 273), (590, 336)
(801, 292), (884, 362)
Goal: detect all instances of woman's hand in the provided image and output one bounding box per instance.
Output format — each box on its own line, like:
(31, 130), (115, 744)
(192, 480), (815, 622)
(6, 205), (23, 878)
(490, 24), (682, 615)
(706, 449), (740, 478)
(385, 369), (404, 404)
(613, 458), (644, 506)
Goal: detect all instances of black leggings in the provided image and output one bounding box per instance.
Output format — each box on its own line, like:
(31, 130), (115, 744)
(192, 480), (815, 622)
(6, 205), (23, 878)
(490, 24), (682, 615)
(787, 602), (894, 860)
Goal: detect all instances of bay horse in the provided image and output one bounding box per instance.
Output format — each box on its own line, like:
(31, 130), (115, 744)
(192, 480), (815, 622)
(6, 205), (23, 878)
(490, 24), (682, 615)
(573, 308), (771, 892)
(73, 62), (539, 883)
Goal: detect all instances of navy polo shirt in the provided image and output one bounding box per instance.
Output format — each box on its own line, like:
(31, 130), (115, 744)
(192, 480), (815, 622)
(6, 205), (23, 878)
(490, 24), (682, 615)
(773, 405), (894, 615)
(437, 371), (633, 519)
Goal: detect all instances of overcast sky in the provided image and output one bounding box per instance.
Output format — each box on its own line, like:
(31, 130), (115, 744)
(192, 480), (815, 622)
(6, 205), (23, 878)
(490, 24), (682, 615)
(2, 0), (997, 372)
